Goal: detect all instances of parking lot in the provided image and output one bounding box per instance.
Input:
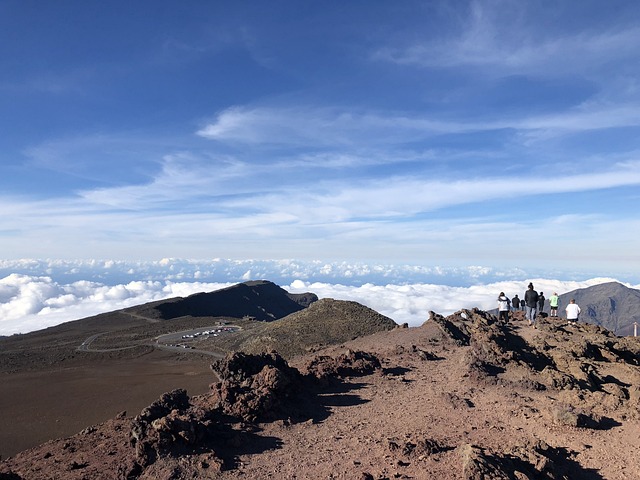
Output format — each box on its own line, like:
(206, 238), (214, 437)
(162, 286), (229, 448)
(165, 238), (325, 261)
(156, 324), (240, 351)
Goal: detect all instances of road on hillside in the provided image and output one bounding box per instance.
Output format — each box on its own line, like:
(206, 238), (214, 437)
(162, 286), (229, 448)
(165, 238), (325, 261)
(155, 325), (240, 357)
(76, 324), (240, 358)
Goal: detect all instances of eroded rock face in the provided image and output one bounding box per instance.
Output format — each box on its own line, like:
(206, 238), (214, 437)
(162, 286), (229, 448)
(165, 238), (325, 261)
(302, 349), (382, 381)
(206, 349), (384, 422)
(458, 441), (570, 480)
(433, 308), (640, 424)
(129, 389), (223, 474)
(208, 351), (305, 423)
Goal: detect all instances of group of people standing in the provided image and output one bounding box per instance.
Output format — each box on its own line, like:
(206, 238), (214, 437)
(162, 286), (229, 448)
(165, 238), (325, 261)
(497, 283), (580, 327)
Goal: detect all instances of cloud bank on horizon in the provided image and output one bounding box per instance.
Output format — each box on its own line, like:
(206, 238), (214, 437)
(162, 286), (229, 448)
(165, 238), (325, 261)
(1, 1), (640, 278)
(0, 259), (633, 335)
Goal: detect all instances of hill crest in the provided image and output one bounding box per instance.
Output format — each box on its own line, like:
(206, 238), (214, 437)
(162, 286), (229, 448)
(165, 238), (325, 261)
(128, 279), (318, 321)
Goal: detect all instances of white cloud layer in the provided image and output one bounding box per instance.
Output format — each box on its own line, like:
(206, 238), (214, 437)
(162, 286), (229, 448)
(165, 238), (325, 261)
(0, 273), (233, 336)
(0, 261), (630, 336)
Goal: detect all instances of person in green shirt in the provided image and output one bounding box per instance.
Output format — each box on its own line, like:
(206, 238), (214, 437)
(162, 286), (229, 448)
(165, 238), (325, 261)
(549, 292), (559, 317)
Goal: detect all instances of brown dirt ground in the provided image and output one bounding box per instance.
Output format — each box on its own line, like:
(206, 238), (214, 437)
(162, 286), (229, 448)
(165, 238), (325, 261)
(217, 319), (640, 479)
(0, 349), (213, 459)
(2, 313), (639, 479)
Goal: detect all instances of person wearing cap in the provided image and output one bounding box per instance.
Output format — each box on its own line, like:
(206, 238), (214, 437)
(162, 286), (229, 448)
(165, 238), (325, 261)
(549, 292), (559, 317)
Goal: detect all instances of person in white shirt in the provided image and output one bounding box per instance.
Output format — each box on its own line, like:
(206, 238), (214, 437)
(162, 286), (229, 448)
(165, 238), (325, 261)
(497, 292), (510, 324)
(565, 299), (581, 325)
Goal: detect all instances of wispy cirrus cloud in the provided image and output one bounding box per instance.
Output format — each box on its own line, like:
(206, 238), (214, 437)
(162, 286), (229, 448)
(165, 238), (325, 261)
(197, 103), (640, 152)
(373, 1), (640, 79)
(196, 106), (481, 146)
(4, 153), (640, 237)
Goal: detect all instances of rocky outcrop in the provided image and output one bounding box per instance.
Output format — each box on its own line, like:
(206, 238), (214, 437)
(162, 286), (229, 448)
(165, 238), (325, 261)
(208, 351), (306, 423)
(302, 349), (382, 381)
(129, 389), (223, 472)
(433, 308), (640, 425)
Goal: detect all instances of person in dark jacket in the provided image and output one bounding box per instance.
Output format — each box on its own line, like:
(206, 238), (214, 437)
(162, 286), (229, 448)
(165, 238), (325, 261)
(538, 292), (545, 315)
(524, 282), (539, 327)
(511, 294), (521, 311)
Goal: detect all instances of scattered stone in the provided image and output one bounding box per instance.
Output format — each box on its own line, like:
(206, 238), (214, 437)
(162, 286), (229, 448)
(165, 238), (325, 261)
(549, 405), (606, 429)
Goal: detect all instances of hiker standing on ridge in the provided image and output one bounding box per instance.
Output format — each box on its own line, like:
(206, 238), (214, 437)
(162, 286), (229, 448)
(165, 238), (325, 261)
(549, 292), (559, 317)
(538, 292), (546, 315)
(524, 282), (539, 327)
(497, 292), (510, 324)
(511, 294), (520, 312)
(566, 299), (581, 325)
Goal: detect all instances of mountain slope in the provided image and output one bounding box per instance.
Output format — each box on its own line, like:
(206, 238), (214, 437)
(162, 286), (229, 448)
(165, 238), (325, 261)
(558, 281), (640, 335)
(128, 279), (318, 321)
(206, 297), (398, 358)
(2, 310), (639, 479)
(0, 281), (388, 459)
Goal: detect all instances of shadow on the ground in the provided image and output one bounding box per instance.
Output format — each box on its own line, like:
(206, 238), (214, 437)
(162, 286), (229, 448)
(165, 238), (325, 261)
(288, 378), (370, 424)
(316, 393), (369, 408)
(600, 374), (631, 388)
(509, 445), (605, 480)
(593, 415), (622, 431)
(461, 443), (606, 480)
(382, 366), (412, 376)
(213, 427), (284, 471)
(499, 326), (554, 372)
(213, 374), (371, 470)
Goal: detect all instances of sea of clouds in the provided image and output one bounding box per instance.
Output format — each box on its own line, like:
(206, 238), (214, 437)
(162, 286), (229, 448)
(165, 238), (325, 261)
(0, 259), (634, 336)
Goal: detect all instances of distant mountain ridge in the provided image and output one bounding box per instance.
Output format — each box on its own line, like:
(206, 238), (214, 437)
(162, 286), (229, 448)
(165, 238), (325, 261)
(558, 281), (640, 336)
(488, 281), (640, 336)
(127, 280), (318, 322)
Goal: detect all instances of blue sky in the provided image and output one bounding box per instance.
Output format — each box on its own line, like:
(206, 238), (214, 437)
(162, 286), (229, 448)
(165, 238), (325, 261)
(2, 1), (640, 279)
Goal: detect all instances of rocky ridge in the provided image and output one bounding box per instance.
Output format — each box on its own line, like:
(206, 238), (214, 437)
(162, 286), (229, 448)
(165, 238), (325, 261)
(492, 281), (640, 336)
(2, 309), (639, 479)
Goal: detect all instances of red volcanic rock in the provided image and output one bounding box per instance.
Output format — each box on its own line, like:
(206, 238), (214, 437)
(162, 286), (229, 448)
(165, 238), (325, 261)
(2, 310), (640, 479)
(208, 351), (305, 423)
(302, 349), (382, 380)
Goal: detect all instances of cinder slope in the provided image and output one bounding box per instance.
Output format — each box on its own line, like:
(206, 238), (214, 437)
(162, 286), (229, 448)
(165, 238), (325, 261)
(209, 297), (398, 358)
(3, 310), (639, 479)
(0, 280), (320, 458)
